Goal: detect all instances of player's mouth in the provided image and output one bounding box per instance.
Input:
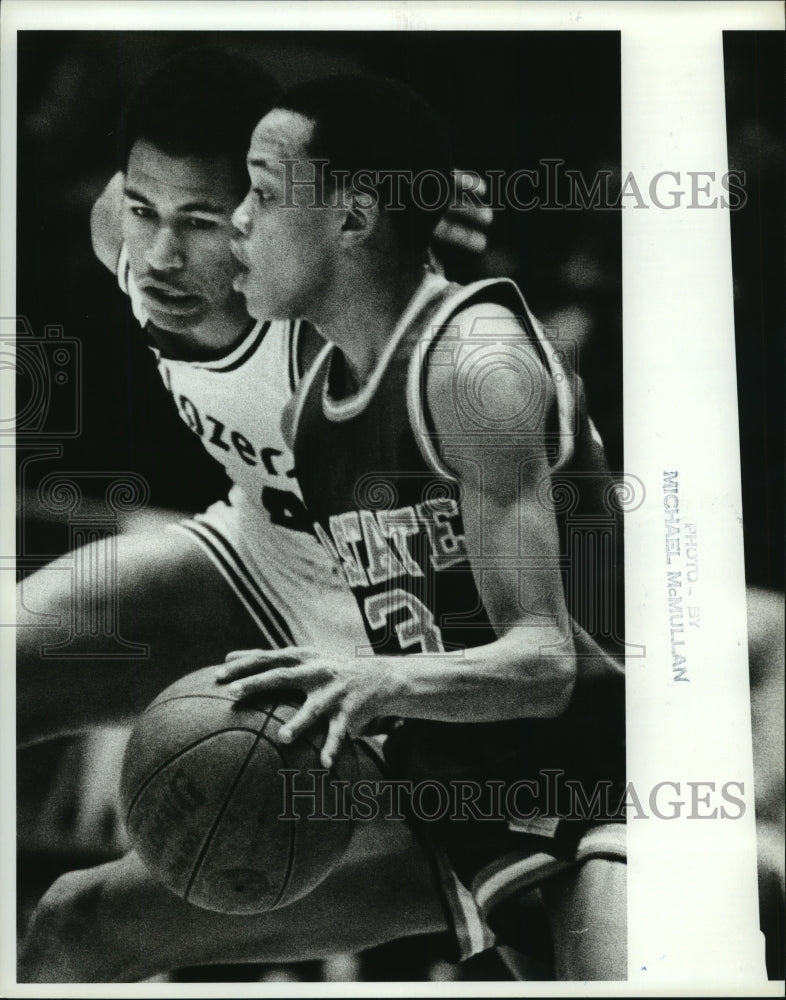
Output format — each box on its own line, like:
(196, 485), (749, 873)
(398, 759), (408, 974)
(141, 284), (204, 315)
(230, 242), (251, 291)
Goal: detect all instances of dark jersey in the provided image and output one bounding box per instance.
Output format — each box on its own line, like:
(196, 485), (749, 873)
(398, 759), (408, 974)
(293, 273), (625, 820)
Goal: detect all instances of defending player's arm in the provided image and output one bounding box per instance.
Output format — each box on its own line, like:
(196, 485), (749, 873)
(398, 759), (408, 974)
(433, 170), (492, 255)
(218, 309), (576, 765)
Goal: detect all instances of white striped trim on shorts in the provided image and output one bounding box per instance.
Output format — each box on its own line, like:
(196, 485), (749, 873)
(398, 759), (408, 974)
(472, 822), (627, 919)
(357, 735), (495, 962)
(170, 517), (296, 649)
(431, 842), (498, 960)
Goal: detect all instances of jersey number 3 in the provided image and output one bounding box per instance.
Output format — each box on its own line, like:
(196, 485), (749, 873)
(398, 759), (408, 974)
(364, 588), (445, 653)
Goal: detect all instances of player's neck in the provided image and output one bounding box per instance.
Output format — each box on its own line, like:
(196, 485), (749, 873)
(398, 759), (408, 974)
(312, 258), (426, 388)
(148, 296), (251, 361)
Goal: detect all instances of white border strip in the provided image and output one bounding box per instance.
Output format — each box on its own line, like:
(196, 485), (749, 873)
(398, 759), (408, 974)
(0, 1), (782, 32)
(621, 15), (767, 987)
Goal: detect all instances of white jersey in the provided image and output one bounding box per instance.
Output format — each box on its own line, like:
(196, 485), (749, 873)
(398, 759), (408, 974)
(116, 246), (365, 650)
(118, 246), (305, 512)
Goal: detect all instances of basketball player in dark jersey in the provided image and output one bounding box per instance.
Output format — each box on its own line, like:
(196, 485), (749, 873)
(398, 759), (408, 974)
(18, 54), (502, 981)
(219, 76), (627, 979)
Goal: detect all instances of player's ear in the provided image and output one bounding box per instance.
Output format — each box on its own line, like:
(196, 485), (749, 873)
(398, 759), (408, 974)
(339, 185), (379, 245)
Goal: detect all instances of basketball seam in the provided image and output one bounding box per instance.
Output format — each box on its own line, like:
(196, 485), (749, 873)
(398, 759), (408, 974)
(146, 693), (305, 715)
(128, 697), (349, 912)
(142, 700), (321, 758)
(184, 707), (281, 905)
(270, 742), (299, 908)
(147, 694), (244, 711)
(123, 728), (261, 826)
(271, 737), (360, 908)
(125, 707), (322, 827)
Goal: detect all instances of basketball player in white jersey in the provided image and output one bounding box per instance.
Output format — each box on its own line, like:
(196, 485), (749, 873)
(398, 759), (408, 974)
(217, 75), (628, 980)
(18, 52), (507, 981)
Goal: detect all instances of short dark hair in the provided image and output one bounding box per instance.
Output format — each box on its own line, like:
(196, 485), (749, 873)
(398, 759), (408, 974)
(119, 48), (281, 197)
(277, 74), (453, 255)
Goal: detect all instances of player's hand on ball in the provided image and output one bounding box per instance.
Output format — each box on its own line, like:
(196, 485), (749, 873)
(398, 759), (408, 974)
(433, 169), (493, 255)
(217, 648), (402, 769)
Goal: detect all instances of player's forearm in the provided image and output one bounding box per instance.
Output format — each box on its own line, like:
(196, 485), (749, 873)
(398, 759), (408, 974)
(384, 626), (576, 723)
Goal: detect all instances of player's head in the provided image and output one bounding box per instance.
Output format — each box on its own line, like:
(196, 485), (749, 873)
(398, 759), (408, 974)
(119, 49), (280, 337)
(231, 74), (453, 323)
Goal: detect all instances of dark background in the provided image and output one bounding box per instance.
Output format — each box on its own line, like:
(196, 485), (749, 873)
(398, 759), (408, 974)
(723, 31), (784, 592)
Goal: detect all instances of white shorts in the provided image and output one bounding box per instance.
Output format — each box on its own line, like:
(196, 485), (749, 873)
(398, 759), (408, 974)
(170, 486), (368, 653)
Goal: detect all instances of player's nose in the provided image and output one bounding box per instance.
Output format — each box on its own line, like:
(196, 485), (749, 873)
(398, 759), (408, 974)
(144, 226), (184, 271)
(231, 194), (252, 236)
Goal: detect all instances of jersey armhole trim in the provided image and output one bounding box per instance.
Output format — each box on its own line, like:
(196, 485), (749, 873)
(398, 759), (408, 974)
(408, 277), (580, 475)
(406, 322), (458, 482)
(405, 277), (532, 482)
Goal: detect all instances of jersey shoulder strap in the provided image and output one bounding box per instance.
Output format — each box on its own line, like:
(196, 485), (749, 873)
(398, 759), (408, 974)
(405, 277), (578, 476)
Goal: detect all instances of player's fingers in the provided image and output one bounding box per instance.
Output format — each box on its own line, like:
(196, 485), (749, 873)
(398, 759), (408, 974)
(225, 664), (317, 698)
(444, 201), (494, 229)
(433, 218), (488, 254)
(217, 650), (304, 682)
(277, 686), (342, 745)
(224, 648), (265, 662)
(320, 712), (349, 769)
(453, 168), (488, 199)
(224, 644), (315, 663)
(224, 646), (312, 663)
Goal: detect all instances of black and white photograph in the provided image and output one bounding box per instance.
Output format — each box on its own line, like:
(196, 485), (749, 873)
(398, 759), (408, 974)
(1, 1), (783, 993)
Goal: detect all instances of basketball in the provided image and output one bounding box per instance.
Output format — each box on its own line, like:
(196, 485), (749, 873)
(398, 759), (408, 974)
(119, 665), (359, 915)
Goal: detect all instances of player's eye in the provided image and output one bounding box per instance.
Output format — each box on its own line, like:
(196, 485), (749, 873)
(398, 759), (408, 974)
(184, 217), (219, 231)
(253, 188), (274, 206)
(129, 205), (155, 220)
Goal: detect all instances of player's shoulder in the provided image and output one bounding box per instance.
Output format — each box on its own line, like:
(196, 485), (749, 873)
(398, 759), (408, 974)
(423, 280), (555, 440)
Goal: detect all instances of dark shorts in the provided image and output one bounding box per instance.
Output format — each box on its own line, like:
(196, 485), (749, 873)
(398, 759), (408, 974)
(360, 734), (627, 963)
